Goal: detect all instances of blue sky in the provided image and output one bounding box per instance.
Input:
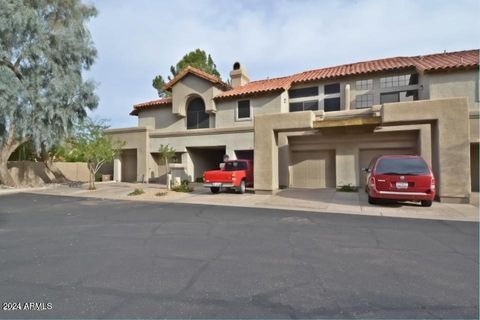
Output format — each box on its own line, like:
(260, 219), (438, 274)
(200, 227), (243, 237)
(85, 0), (480, 128)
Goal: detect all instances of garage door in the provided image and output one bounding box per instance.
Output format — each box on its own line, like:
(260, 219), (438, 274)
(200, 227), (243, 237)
(291, 150), (336, 188)
(121, 149), (137, 182)
(358, 148), (416, 188)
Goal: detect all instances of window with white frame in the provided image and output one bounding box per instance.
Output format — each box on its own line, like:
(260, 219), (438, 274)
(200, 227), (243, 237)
(355, 79), (373, 90)
(355, 94), (374, 108)
(237, 100), (251, 120)
(380, 74), (418, 88)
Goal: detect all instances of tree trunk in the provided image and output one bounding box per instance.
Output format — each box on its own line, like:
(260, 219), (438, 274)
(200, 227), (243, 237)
(44, 159), (68, 183)
(0, 159), (16, 187)
(0, 137), (26, 187)
(88, 162), (95, 190)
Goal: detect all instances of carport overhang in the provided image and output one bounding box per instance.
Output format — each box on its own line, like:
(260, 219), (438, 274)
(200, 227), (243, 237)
(254, 97), (470, 203)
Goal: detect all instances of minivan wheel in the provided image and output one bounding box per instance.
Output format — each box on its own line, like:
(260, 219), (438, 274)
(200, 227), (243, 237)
(237, 180), (246, 194)
(210, 187), (220, 194)
(368, 195), (378, 205)
(421, 200), (432, 207)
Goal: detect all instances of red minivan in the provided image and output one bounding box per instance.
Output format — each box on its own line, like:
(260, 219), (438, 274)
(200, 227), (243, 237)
(364, 155), (436, 207)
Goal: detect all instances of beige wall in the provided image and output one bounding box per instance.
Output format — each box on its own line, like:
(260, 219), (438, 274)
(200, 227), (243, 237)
(171, 74), (222, 116)
(423, 70), (479, 109)
(215, 92), (286, 128)
(7, 161), (112, 186)
(138, 107), (184, 131)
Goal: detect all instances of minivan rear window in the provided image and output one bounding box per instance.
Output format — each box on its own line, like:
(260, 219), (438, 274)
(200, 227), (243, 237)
(375, 157), (430, 175)
(224, 161), (247, 171)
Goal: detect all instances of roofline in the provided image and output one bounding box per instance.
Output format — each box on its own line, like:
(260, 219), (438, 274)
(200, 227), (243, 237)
(163, 66), (230, 91)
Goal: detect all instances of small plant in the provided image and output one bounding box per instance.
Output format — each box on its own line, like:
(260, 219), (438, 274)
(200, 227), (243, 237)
(172, 180), (194, 193)
(337, 184), (359, 192)
(128, 188), (145, 196)
(195, 177), (204, 183)
(95, 173), (102, 182)
(155, 191), (168, 197)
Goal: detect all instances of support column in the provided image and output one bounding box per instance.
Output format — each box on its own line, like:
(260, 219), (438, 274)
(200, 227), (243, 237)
(344, 84), (351, 111)
(113, 156), (122, 182)
(254, 111), (315, 194)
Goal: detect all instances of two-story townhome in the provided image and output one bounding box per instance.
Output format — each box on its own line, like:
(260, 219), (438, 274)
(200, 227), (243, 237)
(107, 49), (479, 203)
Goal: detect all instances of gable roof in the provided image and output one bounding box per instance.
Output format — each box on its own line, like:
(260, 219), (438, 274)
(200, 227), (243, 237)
(129, 97), (172, 115)
(214, 49), (479, 100)
(163, 66), (230, 91)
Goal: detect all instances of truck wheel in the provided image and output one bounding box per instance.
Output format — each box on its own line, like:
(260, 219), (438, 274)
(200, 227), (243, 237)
(210, 187), (220, 194)
(421, 200), (432, 207)
(368, 195), (378, 205)
(237, 180), (246, 194)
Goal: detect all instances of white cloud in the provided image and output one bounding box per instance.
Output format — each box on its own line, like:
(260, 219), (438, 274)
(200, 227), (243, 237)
(85, 0), (480, 127)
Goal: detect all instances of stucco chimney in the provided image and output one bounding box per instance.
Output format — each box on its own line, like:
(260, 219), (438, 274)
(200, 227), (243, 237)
(230, 62), (250, 88)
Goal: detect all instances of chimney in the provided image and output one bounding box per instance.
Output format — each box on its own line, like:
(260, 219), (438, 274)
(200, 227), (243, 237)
(230, 62), (250, 88)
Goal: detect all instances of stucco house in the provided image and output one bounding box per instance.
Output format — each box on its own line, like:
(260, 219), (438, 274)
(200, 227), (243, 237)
(107, 49), (479, 203)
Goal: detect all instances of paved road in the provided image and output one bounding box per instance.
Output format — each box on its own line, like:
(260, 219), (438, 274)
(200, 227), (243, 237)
(0, 193), (478, 319)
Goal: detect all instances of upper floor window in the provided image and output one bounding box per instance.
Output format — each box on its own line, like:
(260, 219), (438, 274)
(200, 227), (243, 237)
(324, 97), (341, 112)
(237, 100), (251, 120)
(187, 97), (209, 129)
(355, 94), (374, 108)
(288, 86), (318, 99)
(324, 83), (340, 94)
(380, 74), (418, 88)
(380, 90), (419, 104)
(289, 100), (318, 112)
(355, 79), (373, 90)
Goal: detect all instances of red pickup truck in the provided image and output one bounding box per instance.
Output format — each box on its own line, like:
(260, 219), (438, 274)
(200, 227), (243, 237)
(203, 159), (253, 194)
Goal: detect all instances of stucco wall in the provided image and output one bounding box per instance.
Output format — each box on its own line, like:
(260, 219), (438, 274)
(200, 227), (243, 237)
(215, 93), (285, 128)
(171, 74), (220, 116)
(7, 161), (113, 186)
(424, 70), (479, 109)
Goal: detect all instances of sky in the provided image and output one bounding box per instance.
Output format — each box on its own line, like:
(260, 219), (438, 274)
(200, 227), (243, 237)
(85, 0), (480, 128)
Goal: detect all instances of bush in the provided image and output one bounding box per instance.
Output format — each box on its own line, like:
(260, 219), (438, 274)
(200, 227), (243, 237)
(128, 188), (145, 196)
(155, 191), (168, 197)
(337, 184), (358, 192)
(195, 177), (204, 183)
(95, 173), (102, 182)
(172, 180), (194, 193)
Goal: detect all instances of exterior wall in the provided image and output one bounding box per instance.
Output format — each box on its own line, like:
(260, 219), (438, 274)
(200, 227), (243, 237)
(215, 93), (285, 128)
(423, 70), (479, 109)
(106, 127), (150, 182)
(7, 161), (112, 185)
(288, 68), (420, 111)
(286, 130), (418, 187)
(171, 74), (221, 116)
(138, 107), (184, 131)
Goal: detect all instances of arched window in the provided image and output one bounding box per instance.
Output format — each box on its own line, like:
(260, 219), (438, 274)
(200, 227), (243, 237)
(187, 97), (209, 129)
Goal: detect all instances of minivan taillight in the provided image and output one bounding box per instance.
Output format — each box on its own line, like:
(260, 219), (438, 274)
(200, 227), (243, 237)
(431, 178), (436, 191)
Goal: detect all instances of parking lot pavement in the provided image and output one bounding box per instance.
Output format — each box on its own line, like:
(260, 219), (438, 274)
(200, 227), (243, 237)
(0, 193), (478, 318)
(25, 182), (479, 222)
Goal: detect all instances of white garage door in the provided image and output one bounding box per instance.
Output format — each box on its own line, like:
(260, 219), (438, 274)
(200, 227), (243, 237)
(291, 150), (336, 188)
(358, 148), (416, 188)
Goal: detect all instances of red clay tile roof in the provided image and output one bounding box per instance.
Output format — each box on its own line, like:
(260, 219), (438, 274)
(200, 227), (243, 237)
(215, 49), (479, 100)
(213, 76), (292, 99)
(129, 97), (172, 115)
(131, 49), (478, 112)
(163, 66), (230, 91)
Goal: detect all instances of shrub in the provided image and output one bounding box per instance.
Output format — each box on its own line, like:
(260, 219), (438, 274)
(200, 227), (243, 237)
(337, 184), (358, 192)
(128, 188), (145, 196)
(155, 191), (168, 197)
(195, 177), (204, 183)
(172, 180), (194, 193)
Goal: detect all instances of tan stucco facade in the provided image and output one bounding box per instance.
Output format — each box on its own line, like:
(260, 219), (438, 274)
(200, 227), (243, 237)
(107, 62), (478, 204)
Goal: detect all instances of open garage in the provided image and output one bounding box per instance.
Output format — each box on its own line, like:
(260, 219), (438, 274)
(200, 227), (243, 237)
(187, 146), (225, 182)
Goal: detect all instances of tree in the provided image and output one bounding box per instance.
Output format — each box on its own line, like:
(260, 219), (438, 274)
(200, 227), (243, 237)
(158, 144), (176, 189)
(70, 119), (123, 190)
(0, 0), (98, 186)
(152, 49), (221, 97)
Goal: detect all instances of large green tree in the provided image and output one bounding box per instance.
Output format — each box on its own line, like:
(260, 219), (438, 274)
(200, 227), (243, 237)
(0, 0), (98, 186)
(152, 49), (221, 97)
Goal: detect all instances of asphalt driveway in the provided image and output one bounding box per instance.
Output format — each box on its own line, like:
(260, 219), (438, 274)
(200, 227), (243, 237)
(0, 193), (478, 318)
